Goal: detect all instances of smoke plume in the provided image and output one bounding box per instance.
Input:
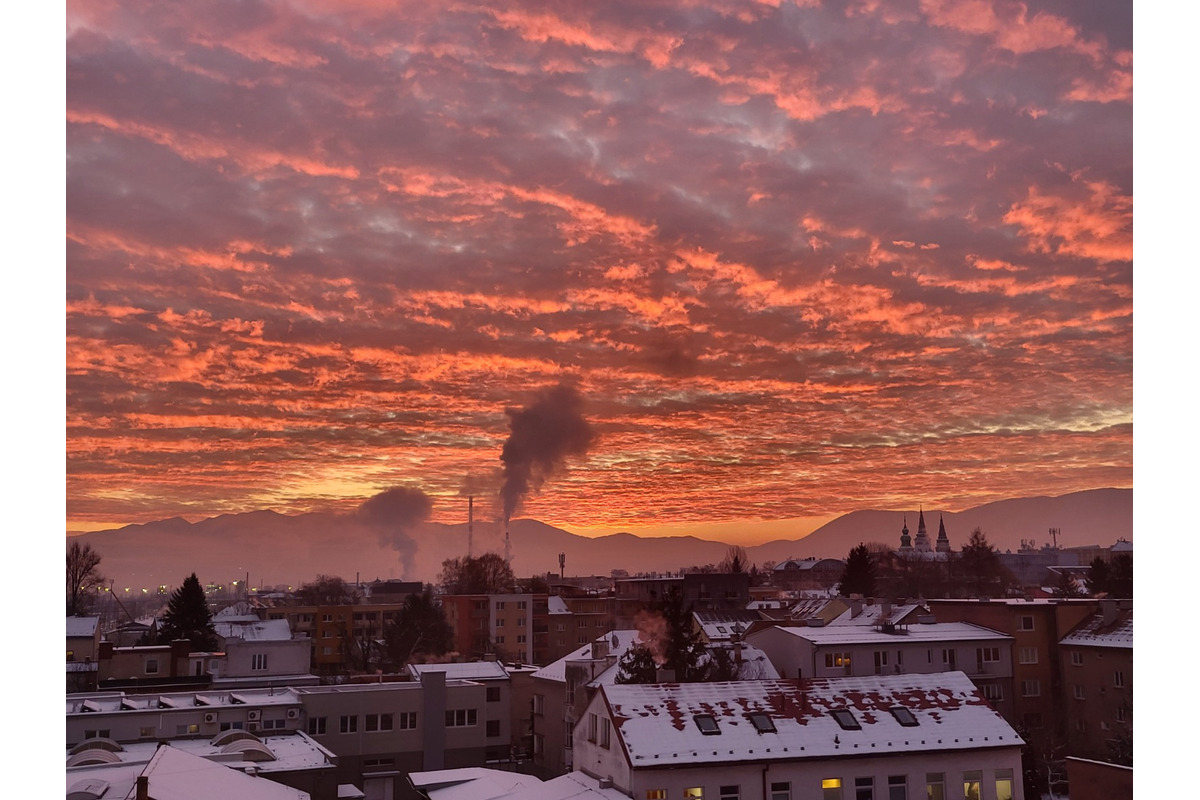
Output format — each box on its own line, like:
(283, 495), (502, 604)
(499, 383), (595, 522)
(357, 486), (433, 577)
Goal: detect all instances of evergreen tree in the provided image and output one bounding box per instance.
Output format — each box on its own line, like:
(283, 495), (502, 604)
(158, 573), (218, 651)
(837, 544), (877, 597)
(616, 587), (708, 683)
(383, 586), (454, 668)
(957, 528), (1010, 597)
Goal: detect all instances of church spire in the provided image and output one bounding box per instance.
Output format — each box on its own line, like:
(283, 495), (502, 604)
(936, 514), (951, 553)
(899, 514), (912, 550)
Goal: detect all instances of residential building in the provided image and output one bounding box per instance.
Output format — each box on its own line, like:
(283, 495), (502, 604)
(1058, 600), (1133, 763)
(572, 673), (1025, 800)
(407, 661), (513, 761)
(927, 597), (1099, 738)
(745, 619), (1015, 719)
(68, 616), (103, 693)
(211, 616), (317, 689)
(770, 558), (845, 591)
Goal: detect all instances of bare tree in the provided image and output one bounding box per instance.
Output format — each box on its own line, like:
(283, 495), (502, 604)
(67, 540), (104, 616)
(719, 545), (750, 574)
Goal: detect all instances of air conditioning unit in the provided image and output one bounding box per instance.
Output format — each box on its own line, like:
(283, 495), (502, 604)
(247, 710), (261, 721)
(203, 712), (218, 725)
(286, 708), (300, 720)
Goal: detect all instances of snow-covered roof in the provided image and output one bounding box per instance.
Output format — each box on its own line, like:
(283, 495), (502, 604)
(694, 611), (763, 641)
(751, 621), (1009, 647)
(68, 688), (303, 716)
(531, 631), (642, 684)
(68, 616), (100, 638)
(408, 768), (632, 800)
(598, 672), (1021, 768)
(1061, 608), (1133, 649)
(828, 602), (925, 627)
(547, 596), (572, 615)
(408, 661), (511, 681)
(67, 740), (322, 799)
(214, 619), (293, 641)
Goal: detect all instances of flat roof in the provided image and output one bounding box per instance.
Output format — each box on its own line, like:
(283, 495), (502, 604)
(751, 621), (1010, 646)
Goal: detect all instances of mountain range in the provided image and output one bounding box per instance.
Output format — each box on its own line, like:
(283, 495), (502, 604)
(68, 488), (1131, 590)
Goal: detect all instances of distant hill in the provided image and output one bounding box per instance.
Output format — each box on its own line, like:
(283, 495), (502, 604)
(69, 488), (1130, 589)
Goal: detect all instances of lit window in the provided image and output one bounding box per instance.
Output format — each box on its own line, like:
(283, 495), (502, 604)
(889, 707), (918, 727)
(646, 792), (667, 800)
(887, 775), (907, 800)
(822, 778), (843, 800)
(963, 771), (981, 800)
(830, 709), (861, 730)
(685, 789), (703, 799)
(824, 652), (851, 668)
(994, 769), (1014, 800)
(694, 714), (721, 735)
(748, 712), (776, 733)
(67, 650), (75, 662)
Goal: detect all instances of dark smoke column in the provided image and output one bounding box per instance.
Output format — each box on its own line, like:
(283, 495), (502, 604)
(499, 383), (595, 563)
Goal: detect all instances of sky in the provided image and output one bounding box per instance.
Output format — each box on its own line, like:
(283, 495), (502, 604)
(61, 0), (1135, 544)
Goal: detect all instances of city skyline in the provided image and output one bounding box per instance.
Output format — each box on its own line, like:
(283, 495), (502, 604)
(66, 0), (1132, 540)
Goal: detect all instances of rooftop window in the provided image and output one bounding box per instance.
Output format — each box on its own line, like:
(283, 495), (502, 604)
(889, 707), (919, 727)
(748, 712), (776, 733)
(829, 709), (861, 731)
(694, 714), (721, 735)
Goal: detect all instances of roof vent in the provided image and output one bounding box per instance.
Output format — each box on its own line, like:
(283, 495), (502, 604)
(599, 778), (614, 789)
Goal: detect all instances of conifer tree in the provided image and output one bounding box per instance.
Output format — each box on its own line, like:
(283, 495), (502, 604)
(837, 544), (877, 596)
(158, 573), (218, 651)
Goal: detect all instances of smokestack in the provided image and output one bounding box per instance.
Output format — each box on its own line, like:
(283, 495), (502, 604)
(468, 496), (474, 559)
(505, 522), (511, 564)
(136, 776), (149, 800)
(559, 552), (565, 580)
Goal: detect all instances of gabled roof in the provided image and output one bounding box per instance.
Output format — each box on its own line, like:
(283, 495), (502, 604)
(694, 610), (763, 641)
(68, 616), (101, 638)
(597, 672), (1020, 768)
(531, 631), (642, 684)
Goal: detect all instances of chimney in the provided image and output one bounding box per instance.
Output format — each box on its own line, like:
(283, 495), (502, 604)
(136, 776), (149, 800)
(591, 638), (610, 660)
(421, 671), (447, 771)
(880, 600), (892, 620)
(1100, 599), (1119, 627)
(850, 599), (863, 618)
(468, 496), (474, 559)
(599, 778), (614, 789)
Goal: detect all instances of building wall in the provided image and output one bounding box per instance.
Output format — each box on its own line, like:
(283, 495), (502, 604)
(490, 594), (533, 663)
(223, 636), (311, 678)
(1059, 643), (1133, 762)
(1065, 757), (1132, 800)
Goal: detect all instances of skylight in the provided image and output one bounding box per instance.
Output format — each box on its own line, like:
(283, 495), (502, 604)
(889, 707), (919, 727)
(694, 714), (721, 735)
(748, 712), (776, 733)
(829, 709), (861, 731)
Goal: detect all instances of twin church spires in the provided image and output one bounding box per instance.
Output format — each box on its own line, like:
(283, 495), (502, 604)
(898, 508), (952, 557)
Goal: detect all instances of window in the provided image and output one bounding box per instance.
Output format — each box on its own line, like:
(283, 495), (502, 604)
(1114, 670), (1126, 687)
(139, 726), (155, 737)
(600, 718), (611, 748)
(1021, 679), (1041, 697)
(145, 658), (159, 675)
(874, 651), (889, 673)
(1070, 651), (1083, 666)
(748, 712), (776, 733)
(322, 647), (332, 655)
(84, 729), (112, 739)
(1019, 615), (1035, 631)
(517, 634), (527, 643)
(365, 713), (393, 732)
(496, 618), (505, 627)
(487, 686), (501, 702)
(770, 781), (791, 800)
(976, 647), (1000, 663)
(533, 694), (544, 715)
(825, 652), (851, 668)
(487, 719), (501, 737)
(496, 601), (506, 610)
(308, 717), (327, 735)
(263, 718), (285, 730)
(1116, 704), (1128, 722)
(926, 773), (944, 800)
(685, 789), (703, 799)
(830, 709), (861, 730)
(994, 769), (1014, 800)
(855, 776), (874, 800)
(694, 714), (721, 735)
(982, 684), (1003, 702)
(175, 724), (200, 735)
(322, 614), (333, 622)
(963, 771), (981, 800)
(340, 715), (358, 733)
(398, 711), (417, 729)
(68, 649), (75, 661)
(518, 601), (527, 610)
(251, 653), (268, 671)
(1075, 718), (1087, 733)
(446, 709), (478, 727)
(219, 721), (244, 731)
(720, 787), (740, 800)
(822, 778), (843, 800)
(1018, 647), (1038, 664)
(646, 792), (667, 800)
(887, 775), (907, 800)
(1073, 684), (1085, 699)
(942, 649), (957, 668)
(889, 707), (918, 727)
(564, 720), (573, 748)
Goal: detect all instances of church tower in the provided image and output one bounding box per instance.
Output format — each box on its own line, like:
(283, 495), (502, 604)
(913, 508), (931, 553)
(936, 515), (951, 554)
(899, 515), (912, 551)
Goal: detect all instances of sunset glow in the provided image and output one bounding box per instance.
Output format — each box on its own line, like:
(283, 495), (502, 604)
(65, 0), (1132, 543)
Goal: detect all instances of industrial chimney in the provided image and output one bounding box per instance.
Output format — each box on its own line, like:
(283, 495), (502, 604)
(468, 496), (474, 559)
